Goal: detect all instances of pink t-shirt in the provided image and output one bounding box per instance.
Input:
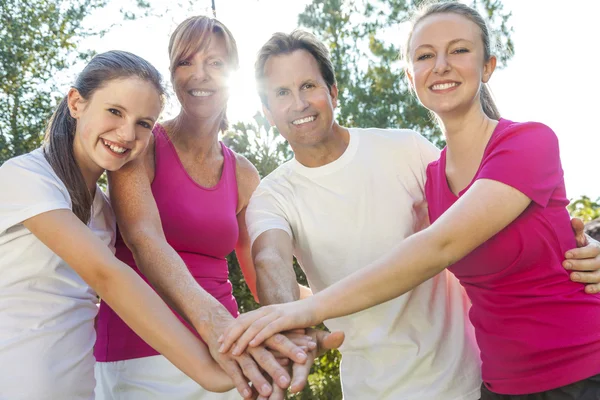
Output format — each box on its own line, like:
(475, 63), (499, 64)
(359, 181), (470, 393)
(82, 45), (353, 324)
(426, 118), (600, 395)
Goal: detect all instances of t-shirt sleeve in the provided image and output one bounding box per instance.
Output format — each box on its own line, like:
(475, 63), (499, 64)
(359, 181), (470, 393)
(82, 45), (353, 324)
(246, 181), (293, 247)
(477, 122), (562, 207)
(411, 131), (441, 185)
(0, 154), (71, 234)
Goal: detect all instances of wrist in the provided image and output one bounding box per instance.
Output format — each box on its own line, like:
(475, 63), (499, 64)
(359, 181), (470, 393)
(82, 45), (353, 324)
(192, 307), (235, 345)
(304, 295), (327, 326)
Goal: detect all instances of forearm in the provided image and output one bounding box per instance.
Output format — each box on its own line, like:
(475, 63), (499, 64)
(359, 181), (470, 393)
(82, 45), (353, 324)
(128, 233), (233, 340)
(97, 255), (232, 390)
(255, 251), (300, 304)
(314, 229), (448, 322)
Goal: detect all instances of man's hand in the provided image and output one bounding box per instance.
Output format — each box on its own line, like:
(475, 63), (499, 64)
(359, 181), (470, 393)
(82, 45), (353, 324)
(564, 218), (600, 293)
(202, 309), (309, 399)
(287, 329), (345, 393)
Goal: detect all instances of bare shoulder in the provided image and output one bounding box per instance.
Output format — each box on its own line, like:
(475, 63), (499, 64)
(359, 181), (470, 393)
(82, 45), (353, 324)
(231, 151), (260, 211)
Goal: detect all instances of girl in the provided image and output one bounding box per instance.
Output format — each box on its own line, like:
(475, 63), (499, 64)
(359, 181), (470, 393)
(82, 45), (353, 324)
(219, 3), (600, 398)
(0, 50), (234, 399)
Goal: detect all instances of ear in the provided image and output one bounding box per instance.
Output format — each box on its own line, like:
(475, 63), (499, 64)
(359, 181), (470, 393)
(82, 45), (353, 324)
(330, 84), (339, 109)
(262, 103), (276, 127)
(482, 55), (497, 83)
(67, 88), (85, 118)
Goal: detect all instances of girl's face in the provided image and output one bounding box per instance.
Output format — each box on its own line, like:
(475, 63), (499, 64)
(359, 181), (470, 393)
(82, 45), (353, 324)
(406, 12), (496, 118)
(171, 33), (231, 122)
(69, 77), (162, 178)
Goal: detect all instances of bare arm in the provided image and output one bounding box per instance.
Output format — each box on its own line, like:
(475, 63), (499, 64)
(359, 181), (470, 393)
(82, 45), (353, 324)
(253, 229), (300, 304)
(219, 178), (532, 350)
(23, 209), (233, 392)
(108, 151), (304, 399)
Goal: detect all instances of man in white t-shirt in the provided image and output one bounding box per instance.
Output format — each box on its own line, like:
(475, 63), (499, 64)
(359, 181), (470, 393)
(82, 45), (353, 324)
(245, 30), (600, 399)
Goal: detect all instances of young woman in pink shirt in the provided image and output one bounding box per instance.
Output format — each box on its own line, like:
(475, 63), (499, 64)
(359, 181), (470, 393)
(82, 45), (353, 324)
(219, 2), (600, 398)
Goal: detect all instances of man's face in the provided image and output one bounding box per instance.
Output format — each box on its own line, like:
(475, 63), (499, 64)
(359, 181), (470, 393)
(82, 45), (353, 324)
(261, 49), (338, 149)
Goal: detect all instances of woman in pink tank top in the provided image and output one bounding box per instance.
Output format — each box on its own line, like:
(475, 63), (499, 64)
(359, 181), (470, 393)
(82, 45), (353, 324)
(94, 17), (313, 400)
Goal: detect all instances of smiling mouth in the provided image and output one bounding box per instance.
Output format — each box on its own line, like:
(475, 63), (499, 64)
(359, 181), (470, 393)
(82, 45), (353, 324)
(430, 82), (460, 91)
(102, 139), (130, 155)
(189, 89), (214, 97)
(292, 115), (316, 125)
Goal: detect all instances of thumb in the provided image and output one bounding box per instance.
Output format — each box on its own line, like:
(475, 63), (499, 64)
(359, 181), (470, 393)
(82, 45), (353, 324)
(317, 330), (345, 352)
(571, 217), (588, 248)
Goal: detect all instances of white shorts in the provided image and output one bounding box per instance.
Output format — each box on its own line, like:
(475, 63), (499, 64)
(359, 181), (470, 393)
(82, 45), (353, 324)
(94, 355), (239, 400)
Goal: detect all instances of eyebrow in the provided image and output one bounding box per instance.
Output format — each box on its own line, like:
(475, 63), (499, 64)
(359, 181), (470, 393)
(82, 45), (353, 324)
(106, 103), (156, 123)
(414, 38), (474, 51)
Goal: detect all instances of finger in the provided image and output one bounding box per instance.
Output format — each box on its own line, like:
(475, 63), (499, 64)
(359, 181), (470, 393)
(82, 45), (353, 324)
(571, 218), (586, 236)
(264, 333), (311, 364)
(585, 284), (600, 294)
(290, 357), (314, 393)
(249, 318), (297, 349)
(318, 330), (345, 352)
(570, 269), (600, 284)
(221, 358), (254, 399)
(267, 383), (286, 400)
(276, 357), (290, 367)
(564, 257), (600, 272)
(565, 243), (600, 261)
(219, 309), (269, 352)
(248, 346), (291, 390)
(232, 314), (280, 356)
(237, 353), (273, 398)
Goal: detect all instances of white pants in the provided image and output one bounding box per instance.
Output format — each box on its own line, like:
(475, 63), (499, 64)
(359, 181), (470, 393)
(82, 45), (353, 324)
(95, 355), (239, 400)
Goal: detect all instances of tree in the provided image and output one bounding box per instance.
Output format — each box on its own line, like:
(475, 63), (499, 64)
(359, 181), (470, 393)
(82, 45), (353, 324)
(568, 195), (600, 223)
(298, 0), (514, 148)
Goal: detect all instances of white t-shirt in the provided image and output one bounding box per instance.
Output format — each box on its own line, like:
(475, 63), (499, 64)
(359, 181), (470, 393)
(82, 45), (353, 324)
(247, 128), (482, 400)
(0, 148), (116, 399)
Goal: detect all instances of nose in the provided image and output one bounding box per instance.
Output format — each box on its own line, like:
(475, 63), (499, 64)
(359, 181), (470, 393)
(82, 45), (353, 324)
(192, 62), (209, 82)
(116, 121), (136, 143)
(291, 91), (309, 112)
(433, 54), (450, 75)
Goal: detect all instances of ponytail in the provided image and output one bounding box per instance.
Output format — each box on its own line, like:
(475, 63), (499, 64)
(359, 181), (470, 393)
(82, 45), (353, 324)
(43, 97), (93, 224)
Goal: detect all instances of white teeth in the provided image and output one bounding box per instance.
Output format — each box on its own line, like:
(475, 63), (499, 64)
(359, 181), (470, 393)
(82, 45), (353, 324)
(103, 139), (127, 154)
(431, 82), (458, 91)
(190, 90), (213, 97)
(292, 116), (316, 125)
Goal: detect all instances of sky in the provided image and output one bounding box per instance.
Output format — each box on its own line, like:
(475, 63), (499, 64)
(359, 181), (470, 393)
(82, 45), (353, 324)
(83, 0), (600, 200)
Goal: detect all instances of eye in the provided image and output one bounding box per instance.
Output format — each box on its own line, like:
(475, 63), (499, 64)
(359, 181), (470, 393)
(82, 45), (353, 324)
(276, 89), (289, 97)
(416, 53), (433, 61)
(302, 83), (315, 90)
(108, 108), (122, 116)
(210, 59), (224, 68)
(177, 59), (191, 67)
(138, 121), (153, 130)
(452, 48), (469, 54)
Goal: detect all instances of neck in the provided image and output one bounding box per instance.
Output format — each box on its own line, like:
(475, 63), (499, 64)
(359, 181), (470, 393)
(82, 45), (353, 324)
(74, 154), (101, 197)
(292, 122), (350, 168)
(439, 106), (498, 164)
(166, 112), (222, 159)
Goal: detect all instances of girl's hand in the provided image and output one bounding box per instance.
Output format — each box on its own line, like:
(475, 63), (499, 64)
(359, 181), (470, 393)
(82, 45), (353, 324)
(218, 298), (321, 356)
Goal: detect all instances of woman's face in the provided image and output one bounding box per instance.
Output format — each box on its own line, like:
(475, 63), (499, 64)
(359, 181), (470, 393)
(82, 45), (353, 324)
(69, 77), (162, 178)
(406, 12), (496, 118)
(171, 33), (232, 121)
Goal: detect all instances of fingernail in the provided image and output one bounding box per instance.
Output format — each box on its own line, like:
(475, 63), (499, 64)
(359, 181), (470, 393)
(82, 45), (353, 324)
(243, 388), (252, 398)
(232, 346), (240, 356)
(249, 339), (256, 346)
(218, 344), (225, 353)
(308, 341), (317, 349)
(217, 335), (224, 343)
(566, 252), (573, 259)
(565, 262), (572, 269)
(296, 351), (307, 361)
(572, 273), (581, 280)
(279, 375), (290, 386)
(261, 383), (271, 394)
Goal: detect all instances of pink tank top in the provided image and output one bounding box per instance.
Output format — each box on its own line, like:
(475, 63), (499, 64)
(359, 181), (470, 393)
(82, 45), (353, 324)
(95, 124), (240, 361)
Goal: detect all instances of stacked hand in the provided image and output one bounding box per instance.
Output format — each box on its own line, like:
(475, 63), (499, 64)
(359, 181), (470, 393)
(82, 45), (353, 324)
(217, 298), (325, 363)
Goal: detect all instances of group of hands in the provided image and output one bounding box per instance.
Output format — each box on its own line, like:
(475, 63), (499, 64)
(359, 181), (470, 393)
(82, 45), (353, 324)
(206, 219), (600, 399)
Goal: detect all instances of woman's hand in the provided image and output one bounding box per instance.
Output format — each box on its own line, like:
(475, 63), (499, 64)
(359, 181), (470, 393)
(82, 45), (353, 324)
(218, 298), (322, 357)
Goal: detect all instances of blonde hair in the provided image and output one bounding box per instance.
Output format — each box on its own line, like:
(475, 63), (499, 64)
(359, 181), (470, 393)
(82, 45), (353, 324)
(168, 16), (239, 131)
(402, 1), (500, 120)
